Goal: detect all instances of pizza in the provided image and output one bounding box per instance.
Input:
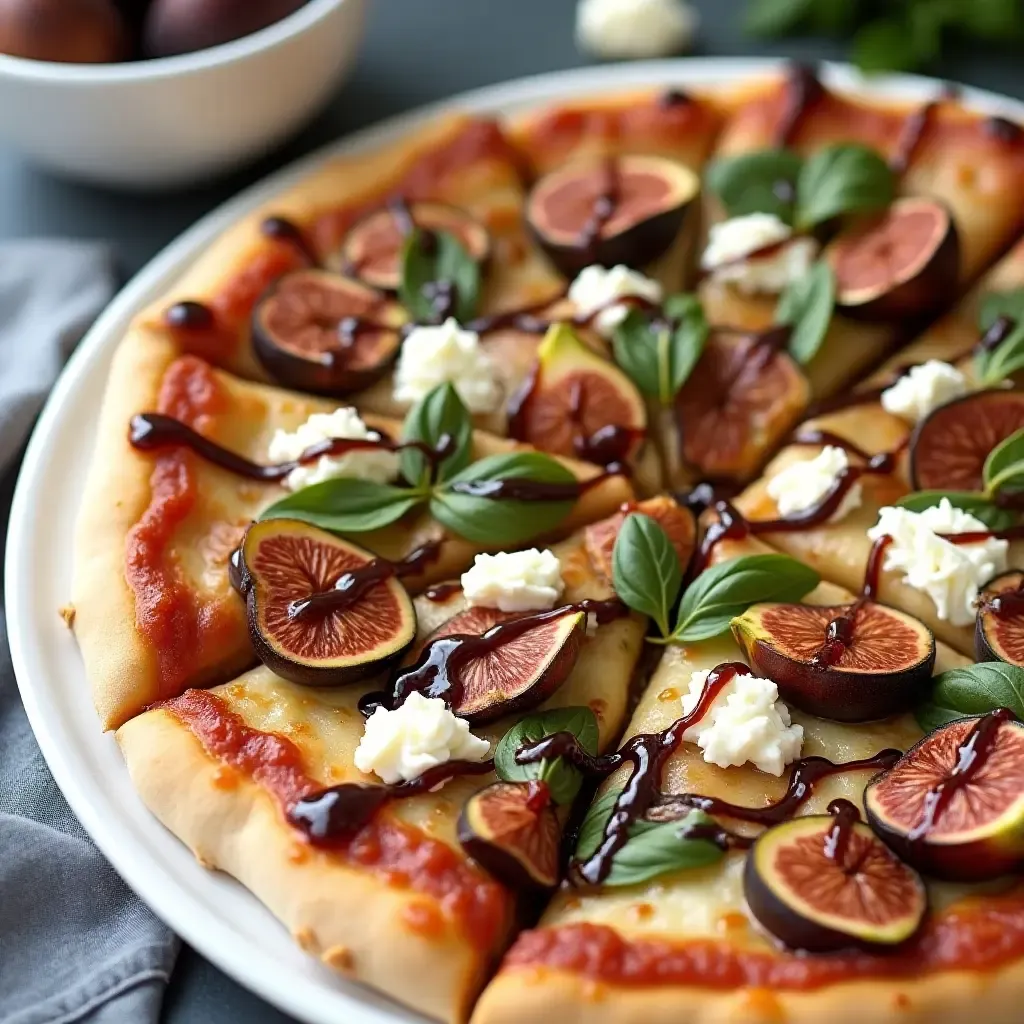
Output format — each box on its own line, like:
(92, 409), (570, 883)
(67, 63), (1024, 1024)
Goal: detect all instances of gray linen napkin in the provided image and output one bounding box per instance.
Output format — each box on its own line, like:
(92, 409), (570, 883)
(0, 241), (179, 1024)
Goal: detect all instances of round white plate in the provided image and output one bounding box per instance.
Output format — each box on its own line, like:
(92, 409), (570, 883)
(8, 58), (1024, 1024)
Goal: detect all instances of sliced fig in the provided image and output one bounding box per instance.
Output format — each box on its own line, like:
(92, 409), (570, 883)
(976, 570), (1024, 665)
(340, 201), (490, 292)
(252, 269), (406, 395)
(510, 324), (646, 465)
(239, 518), (416, 686)
(584, 496), (695, 581)
(732, 601), (936, 722)
(865, 712), (1024, 880)
(744, 809), (928, 952)
(675, 332), (810, 481)
(458, 780), (561, 889)
(909, 389), (1024, 492)
(525, 154), (699, 276)
(824, 197), (959, 322)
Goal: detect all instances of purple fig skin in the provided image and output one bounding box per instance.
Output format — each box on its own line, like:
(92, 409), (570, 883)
(974, 571), (1024, 667)
(143, 0), (306, 57)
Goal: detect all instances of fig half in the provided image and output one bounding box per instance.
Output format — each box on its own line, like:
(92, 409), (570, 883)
(976, 570), (1024, 665)
(865, 713), (1024, 880)
(252, 269), (406, 395)
(584, 495), (695, 581)
(825, 197), (958, 322)
(732, 602), (936, 722)
(909, 389), (1024, 492)
(239, 519), (416, 686)
(525, 154), (699, 276)
(458, 780), (561, 889)
(340, 201), (490, 292)
(744, 811), (927, 952)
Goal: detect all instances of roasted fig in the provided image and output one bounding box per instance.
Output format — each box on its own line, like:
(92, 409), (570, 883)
(675, 332), (810, 481)
(865, 711), (1024, 880)
(584, 495), (695, 581)
(340, 201), (490, 292)
(976, 571), (1024, 665)
(239, 518), (416, 686)
(458, 780), (561, 888)
(252, 269), (406, 395)
(824, 197), (959, 322)
(525, 154), (700, 277)
(909, 389), (1024, 492)
(143, 0), (306, 57)
(510, 324), (646, 464)
(0, 0), (128, 62)
(732, 601), (936, 722)
(744, 806), (928, 952)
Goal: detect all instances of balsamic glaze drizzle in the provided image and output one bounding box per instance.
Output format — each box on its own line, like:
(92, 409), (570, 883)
(773, 63), (824, 148)
(260, 215), (319, 265)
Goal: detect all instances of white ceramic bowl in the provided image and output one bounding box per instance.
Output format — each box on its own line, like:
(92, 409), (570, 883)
(0, 0), (367, 189)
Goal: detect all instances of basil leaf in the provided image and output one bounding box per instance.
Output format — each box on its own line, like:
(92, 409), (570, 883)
(977, 324), (1024, 386)
(674, 553), (819, 642)
(853, 18), (924, 73)
(610, 310), (661, 399)
(775, 260), (836, 365)
(896, 490), (1018, 531)
(668, 299), (710, 396)
(704, 148), (803, 221)
(984, 428), (1024, 497)
(261, 478), (423, 533)
(611, 512), (683, 636)
(574, 786), (622, 862)
(744, 0), (815, 36)
(795, 143), (894, 230)
(431, 452), (577, 545)
(916, 662), (1024, 733)
(400, 383), (473, 487)
(979, 287), (1024, 331)
(494, 707), (599, 806)
(399, 228), (480, 324)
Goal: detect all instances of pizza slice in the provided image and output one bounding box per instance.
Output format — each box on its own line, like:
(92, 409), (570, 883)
(71, 328), (633, 729)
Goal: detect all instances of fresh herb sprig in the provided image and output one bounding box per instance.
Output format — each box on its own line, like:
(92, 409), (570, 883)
(775, 260), (836, 365)
(975, 289), (1024, 387)
(916, 662), (1024, 733)
(399, 228), (480, 324)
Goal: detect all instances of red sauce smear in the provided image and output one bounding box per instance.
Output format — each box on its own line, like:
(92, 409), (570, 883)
(162, 688), (511, 949)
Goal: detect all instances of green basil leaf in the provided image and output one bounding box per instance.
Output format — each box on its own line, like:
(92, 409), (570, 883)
(895, 490), (1018, 531)
(984, 428), (1024, 497)
(669, 299), (710, 396)
(916, 662), (1024, 733)
(979, 288), (1024, 331)
(574, 786), (622, 862)
(610, 309), (661, 399)
(674, 553), (820, 642)
(795, 143), (894, 230)
(775, 260), (836, 365)
(400, 383), (473, 486)
(494, 707), (599, 806)
(743, 0), (815, 36)
(430, 452), (577, 545)
(853, 18), (928, 73)
(399, 228), (480, 323)
(261, 478), (423, 533)
(611, 512), (684, 636)
(704, 148), (803, 221)
(976, 315), (1024, 386)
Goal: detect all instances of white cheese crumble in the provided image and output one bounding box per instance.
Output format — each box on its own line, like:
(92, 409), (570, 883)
(880, 360), (969, 424)
(681, 670), (803, 776)
(867, 500), (1009, 626)
(461, 549), (565, 613)
(267, 407), (400, 492)
(393, 318), (501, 413)
(575, 0), (698, 59)
(567, 264), (664, 338)
(354, 692), (491, 785)
(765, 445), (863, 523)
(701, 213), (818, 295)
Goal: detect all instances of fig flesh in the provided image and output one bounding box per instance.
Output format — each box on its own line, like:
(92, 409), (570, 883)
(511, 324), (646, 465)
(584, 495), (695, 581)
(744, 809), (927, 952)
(976, 570), (1024, 665)
(143, 0), (306, 58)
(825, 197), (959, 322)
(865, 712), (1024, 880)
(909, 389), (1024, 492)
(239, 518), (416, 686)
(732, 601), (936, 722)
(0, 0), (128, 62)
(458, 780), (561, 889)
(341, 201), (490, 292)
(252, 269), (406, 395)
(525, 154), (699, 276)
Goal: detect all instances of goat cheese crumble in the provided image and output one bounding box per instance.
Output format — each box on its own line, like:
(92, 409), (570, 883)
(765, 445), (863, 523)
(461, 549), (565, 613)
(575, 0), (698, 59)
(701, 213), (818, 295)
(880, 360), (969, 424)
(567, 264), (663, 338)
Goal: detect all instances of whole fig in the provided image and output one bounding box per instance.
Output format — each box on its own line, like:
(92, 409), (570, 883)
(0, 0), (127, 63)
(143, 0), (307, 58)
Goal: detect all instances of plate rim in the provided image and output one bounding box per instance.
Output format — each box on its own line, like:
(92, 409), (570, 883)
(8, 56), (1024, 1024)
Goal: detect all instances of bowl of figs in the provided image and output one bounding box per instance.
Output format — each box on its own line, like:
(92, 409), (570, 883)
(0, 0), (367, 188)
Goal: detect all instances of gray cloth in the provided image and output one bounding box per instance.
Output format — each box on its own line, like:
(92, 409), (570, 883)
(0, 241), (179, 1024)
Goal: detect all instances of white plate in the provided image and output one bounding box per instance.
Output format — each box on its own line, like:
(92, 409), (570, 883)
(8, 58), (1024, 1024)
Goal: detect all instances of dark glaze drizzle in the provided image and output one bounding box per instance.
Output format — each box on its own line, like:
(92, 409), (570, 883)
(578, 158), (621, 255)
(823, 798), (862, 868)
(165, 300), (215, 332)
(889, 100), (939, 176)
(943, 524), (1024, 545)
(774, 63), (824, 148)
(982, 578), (1024, 619)
(446, 467), (619, 504)
(423, 580), (463, 603)
(985, 116), (1024, 143)
(975, 315), (1017, 357)
(260, 216), (319, 266)
(658, 88), (692, 109)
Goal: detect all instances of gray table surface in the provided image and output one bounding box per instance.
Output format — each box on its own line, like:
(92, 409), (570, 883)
(2, 0), (1023, 1020)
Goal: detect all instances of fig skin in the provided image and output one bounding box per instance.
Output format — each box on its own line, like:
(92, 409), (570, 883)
(732, 601), (936, 723)
(0, 0), (128, 63)
(744, 813), (928, 952)
(825, 197), (959, 323)
(975, 571), (1024, 666)
(143, 0), (306, 58)
(865, 716), (1024, 881)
